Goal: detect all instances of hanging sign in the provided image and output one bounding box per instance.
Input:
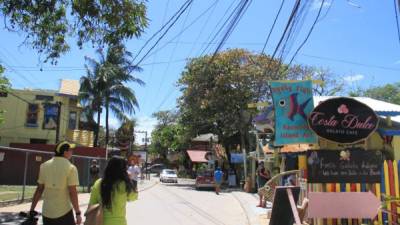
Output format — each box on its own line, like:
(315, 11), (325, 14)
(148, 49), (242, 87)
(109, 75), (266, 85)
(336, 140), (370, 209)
(307, 149), (382, 183)
(308, 97), (379, 144)
(270, 80), (317, 145)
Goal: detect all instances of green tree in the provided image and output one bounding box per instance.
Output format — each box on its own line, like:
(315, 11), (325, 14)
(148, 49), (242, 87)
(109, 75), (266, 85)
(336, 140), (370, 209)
(178, 49), (287, 160)
(0, 65), (10, 124)
(287, 66), (345, 96)
(80, 43), (144, 147)
(149, 110), (188, 161)
(349, 83), (400, 105)
(0, 0), (148, 63)
(115, 118), (136, 153)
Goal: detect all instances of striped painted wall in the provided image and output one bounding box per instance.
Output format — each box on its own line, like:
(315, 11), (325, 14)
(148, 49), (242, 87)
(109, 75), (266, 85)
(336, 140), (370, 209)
(306, 160), (400, 225)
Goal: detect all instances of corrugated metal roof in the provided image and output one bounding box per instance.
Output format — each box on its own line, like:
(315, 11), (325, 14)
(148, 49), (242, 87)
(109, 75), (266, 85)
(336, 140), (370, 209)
(313, 96), (400, 123)
(58, 79), (80, 97)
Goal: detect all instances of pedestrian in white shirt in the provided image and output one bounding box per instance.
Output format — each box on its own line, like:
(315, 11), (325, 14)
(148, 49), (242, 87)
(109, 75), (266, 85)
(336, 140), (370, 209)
(127, 161), (141, 192)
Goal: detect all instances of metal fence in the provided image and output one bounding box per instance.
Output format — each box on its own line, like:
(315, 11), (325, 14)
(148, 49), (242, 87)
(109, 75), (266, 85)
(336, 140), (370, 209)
(0, 146), (107, 202)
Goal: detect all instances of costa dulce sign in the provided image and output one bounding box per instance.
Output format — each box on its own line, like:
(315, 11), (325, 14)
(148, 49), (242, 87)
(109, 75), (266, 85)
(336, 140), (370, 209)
(307, 97), (379, 144)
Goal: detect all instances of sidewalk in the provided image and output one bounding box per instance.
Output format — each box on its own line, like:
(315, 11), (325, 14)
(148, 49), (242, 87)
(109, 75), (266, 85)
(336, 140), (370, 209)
(0, 178), (157, 224)
(227, 189), (271, 225)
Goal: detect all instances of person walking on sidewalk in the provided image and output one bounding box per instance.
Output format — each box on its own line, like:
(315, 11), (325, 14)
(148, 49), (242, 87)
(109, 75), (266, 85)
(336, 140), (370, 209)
(214, 167), (224, 195)
(29, 141), (81, 225)
(127, 160), (141, 192)
(89, 159), (100, 192)
(88, 156), (138, 225)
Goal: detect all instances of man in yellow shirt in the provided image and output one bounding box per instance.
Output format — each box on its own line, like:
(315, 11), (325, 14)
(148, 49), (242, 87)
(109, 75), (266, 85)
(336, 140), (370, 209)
(30, 141), (81, 225)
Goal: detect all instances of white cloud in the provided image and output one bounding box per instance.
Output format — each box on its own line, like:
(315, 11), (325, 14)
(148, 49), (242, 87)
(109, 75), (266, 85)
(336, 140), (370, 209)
(395, 60), (400, 65)
(312, 0), (332, 10)
(343, 74), (365, 83)
(135, 116), (157, 144)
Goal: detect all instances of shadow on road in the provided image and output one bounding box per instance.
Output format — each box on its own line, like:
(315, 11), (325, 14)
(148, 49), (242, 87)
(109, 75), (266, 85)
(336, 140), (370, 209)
(0, 212), (31, 224)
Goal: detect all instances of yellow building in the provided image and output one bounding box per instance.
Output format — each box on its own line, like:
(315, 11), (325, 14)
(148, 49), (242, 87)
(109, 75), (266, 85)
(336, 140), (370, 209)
(0, 80), (94, 147)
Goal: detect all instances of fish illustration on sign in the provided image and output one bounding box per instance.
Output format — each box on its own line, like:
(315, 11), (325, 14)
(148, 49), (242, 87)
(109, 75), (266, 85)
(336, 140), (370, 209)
(252, 106), (274, 133)
(286, 93), (312, 121)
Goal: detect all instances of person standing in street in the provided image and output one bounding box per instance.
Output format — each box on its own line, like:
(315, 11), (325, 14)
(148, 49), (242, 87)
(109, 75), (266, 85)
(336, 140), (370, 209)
(256, 161), (271, 208)
(214, 167), (224, 195)
(88, 156), (138, 225)
(89, 159), (100, 192)
(29, 141), (81, 225)
(127, 160), (141, 192)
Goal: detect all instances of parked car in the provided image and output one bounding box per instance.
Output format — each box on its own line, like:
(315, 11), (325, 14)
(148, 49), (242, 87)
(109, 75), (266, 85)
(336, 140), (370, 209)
(160, 169), (178, 183)
(195, 170), (215, 190)
(146, 164), (166, 175)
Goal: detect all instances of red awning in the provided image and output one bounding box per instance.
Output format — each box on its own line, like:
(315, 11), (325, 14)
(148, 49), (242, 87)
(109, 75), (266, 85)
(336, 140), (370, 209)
(186, 150), (210, 162)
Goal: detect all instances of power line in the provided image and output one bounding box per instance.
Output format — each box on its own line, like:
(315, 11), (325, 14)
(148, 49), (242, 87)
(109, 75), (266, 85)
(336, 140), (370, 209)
(152, 0), (194, 113)
(133, 0), (194, 67)
(394, 0), (400, 45)
(261, 0), (286, 54)
(300, 53), (400, 72)
(141, 0), (171, 114)
(131, 0), (191, 63)
(141, 0), (220, 61)
(288, 0), (326, 66)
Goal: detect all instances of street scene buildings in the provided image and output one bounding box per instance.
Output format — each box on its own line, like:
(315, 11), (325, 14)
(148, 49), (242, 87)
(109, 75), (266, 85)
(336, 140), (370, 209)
(0, 1), (400, 225)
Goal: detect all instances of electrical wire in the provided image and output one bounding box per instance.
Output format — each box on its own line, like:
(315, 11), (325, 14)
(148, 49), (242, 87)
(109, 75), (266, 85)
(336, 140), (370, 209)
(394, 0), (400, 45)
(261, 0), (286, 54)
(209, 0), (252, 62)
(288, 0), (326, 66)
(133, 0), (194, 67)
(131, 0), (190, 63)
(141, 0), (220, 61)
(152, 0), (194, 112)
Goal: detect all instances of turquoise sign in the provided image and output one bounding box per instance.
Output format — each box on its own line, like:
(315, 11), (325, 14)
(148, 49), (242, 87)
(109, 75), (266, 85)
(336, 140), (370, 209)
(270, 80), (317, 145)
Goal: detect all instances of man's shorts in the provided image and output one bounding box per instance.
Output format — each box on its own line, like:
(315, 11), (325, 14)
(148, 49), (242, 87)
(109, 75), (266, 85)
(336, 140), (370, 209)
(132, 179), (138, 191)
(43, 210), (74, 225)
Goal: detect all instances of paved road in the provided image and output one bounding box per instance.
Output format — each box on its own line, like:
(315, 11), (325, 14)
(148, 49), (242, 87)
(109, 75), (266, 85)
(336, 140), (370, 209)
(0, 177), (268, 225)
(129, 179), (250, 225)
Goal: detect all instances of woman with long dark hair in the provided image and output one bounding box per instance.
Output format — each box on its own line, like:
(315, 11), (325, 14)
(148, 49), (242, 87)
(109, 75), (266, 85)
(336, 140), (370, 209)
(88, 156), (137, 225)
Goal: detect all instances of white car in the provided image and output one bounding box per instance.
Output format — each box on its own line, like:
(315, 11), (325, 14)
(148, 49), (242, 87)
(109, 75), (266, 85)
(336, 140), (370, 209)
(160, 169), (178, 183)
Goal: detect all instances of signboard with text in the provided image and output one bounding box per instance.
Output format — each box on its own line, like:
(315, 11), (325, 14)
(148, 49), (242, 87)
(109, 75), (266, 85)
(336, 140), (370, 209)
(308, 97), (379, 144)
(307, 149), (382, 183)
(270, 80), (317, 145)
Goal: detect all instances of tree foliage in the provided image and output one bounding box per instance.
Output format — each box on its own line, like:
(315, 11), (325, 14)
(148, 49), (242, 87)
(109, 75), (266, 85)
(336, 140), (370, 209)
(0, 0), (148, 63)
(149, 110), (188, 160)
(0, 65), (10, 124)
(80, 43), (144, 146)
(178, 49), (288, 154)
(177, 49), (340, 157)
(349, 83), (400, 105)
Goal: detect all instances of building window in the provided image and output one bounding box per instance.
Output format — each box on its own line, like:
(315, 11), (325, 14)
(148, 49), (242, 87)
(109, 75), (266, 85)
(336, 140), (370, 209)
(69, 112), (77, 130)
(30, 138), (47, 144)
(26, 104), (39, 127)
(43, 104), (58, 129)
(35, 95), (53, 101)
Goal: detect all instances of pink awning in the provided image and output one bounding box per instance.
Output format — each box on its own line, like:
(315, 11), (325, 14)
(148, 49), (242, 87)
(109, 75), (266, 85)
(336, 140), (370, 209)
(186, 150), (210, 162)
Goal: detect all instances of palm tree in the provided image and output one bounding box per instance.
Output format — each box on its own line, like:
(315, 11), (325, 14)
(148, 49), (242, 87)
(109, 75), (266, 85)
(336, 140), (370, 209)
(80, 44), (144, 147)
(79, 53), (105, 147)
(102, 44), (144, 145)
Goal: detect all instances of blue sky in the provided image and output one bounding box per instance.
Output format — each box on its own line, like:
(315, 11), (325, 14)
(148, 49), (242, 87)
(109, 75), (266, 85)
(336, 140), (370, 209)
(1, 0), (400, 143)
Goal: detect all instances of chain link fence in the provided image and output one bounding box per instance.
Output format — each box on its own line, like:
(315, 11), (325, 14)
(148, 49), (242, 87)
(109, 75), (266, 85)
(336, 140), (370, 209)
(0, 146), (107, 203)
